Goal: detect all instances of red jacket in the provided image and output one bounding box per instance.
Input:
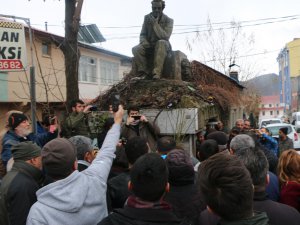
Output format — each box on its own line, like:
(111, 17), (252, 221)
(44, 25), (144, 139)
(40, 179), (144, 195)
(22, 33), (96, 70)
(280, 181), (300, 212)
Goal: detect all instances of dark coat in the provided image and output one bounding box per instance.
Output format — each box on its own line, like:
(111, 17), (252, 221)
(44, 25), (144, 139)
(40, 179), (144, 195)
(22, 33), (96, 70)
(0, 161), (43, 225)
(98, 206), (191, 225)
(1, 129), (57, 166)
(164, 184), (206, 223)
(107, 171), (131, 212)
(198, 191), (300, 225)
(121, 121), (159, 152)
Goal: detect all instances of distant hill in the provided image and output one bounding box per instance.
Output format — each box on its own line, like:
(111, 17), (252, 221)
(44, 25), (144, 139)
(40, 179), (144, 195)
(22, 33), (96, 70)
(242, 73), (279, 96)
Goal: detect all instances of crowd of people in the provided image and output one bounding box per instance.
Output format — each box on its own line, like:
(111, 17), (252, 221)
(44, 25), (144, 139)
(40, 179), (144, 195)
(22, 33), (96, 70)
(0, 99), (300, 225)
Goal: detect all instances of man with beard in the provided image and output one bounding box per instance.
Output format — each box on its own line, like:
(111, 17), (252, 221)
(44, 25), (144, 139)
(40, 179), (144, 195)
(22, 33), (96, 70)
(1, 112), (58, 168)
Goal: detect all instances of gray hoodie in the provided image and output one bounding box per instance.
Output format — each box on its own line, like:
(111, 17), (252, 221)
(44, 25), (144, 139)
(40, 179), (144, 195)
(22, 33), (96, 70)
(26, 124), (121, 225)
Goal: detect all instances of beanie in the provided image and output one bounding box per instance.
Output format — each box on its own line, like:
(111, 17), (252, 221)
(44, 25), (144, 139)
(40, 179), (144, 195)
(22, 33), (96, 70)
(166, 149), (195, 186)
(207, 131), (228, 151)
(42, 138), (77, 180)
(157, 136), (176, 153)
(69, 135), (93, 160)
(8, 113), (28, 130)
(206, 131), (228, 145)
(11, 141), (41, 161)
(279, 127), (288, 135)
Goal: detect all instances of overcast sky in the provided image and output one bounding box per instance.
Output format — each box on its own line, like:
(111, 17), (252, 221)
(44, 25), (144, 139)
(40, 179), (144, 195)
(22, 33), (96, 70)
(2, 0), (300, 78)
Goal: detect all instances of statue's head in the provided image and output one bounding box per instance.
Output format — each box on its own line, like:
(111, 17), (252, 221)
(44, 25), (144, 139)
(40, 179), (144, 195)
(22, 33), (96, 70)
(151, 0), (165, 18)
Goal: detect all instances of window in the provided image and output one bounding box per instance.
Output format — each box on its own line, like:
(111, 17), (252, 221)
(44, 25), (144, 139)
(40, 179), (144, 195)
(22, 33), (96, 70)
(277, 111), (279, 115)
(100, 60), (119, 84)
(42, 43), (51, 56)
(262, 111), (265, 116)
(269, 104), (272, 107)
(270, 111), (273, 116)
(79, 56), (97, 83)
(261, 104), (264, 108)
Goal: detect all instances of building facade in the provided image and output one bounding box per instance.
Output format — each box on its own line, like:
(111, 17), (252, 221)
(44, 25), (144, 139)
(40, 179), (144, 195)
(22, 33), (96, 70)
(258, 95), (285, 122)
(0, 22), (131, 128)
(277, 38), (300, 113)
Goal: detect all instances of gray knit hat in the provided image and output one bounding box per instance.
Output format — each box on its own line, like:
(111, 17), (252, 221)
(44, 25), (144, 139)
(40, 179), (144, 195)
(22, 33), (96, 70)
(12, 141), (41, 161)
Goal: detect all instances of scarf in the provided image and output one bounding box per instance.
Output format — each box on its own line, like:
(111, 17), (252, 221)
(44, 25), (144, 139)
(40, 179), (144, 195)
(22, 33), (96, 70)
(12, 160), (44, 186)
(126, 195), (171, 210)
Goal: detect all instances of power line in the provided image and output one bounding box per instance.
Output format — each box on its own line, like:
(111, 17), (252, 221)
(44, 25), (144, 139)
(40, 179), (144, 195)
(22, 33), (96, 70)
(30, 14), (300, 41)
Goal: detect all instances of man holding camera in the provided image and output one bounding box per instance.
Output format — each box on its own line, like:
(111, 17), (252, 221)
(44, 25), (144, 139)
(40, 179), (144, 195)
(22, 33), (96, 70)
(63, 99), (92, 138)
(121, 106), (159, 152)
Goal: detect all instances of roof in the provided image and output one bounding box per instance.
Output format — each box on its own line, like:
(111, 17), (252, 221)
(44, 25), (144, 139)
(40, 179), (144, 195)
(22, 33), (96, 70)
(78, 24), (106, 43)
(22, 23), (131, 61)
(191, 61), (244, 89)
(260, 95), (280, 104)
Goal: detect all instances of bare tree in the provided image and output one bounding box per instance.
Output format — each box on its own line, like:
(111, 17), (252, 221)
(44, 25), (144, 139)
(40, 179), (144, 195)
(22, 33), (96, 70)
(187, 17), (260, 81)
(30, 0), (84, 106)
(61, 0), (83, 105)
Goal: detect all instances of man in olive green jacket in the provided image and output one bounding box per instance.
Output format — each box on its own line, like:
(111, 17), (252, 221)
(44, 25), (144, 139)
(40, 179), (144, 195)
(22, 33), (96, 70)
(64, 99), (92, 138)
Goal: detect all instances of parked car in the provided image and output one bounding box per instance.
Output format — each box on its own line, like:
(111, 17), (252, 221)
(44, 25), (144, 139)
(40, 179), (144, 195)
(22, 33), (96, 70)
(265, 123), (300, 150)
(291, 111), (300, 132)
(259, 118), (282, 128)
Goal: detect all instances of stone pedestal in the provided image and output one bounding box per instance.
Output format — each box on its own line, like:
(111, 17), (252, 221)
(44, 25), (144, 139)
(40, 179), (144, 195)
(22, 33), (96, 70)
(162, 51), (187, 81)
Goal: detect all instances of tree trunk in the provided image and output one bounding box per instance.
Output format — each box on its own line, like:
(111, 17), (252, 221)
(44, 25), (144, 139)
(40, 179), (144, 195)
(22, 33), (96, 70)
(64, 0), (81, 106)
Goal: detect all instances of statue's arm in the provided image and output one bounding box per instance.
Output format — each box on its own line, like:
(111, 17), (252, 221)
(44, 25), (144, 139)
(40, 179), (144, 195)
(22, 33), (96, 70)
(139, 16), (149, 45)
(152, 17), (173, 40)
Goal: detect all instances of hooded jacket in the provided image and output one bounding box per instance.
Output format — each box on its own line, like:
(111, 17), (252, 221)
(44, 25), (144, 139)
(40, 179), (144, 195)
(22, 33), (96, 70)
(26, 124), (121, 225)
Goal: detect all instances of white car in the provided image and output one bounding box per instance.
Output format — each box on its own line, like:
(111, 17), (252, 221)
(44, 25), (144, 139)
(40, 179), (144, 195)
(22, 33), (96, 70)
(259, 118), (282, 128)
(265, 123), (300, 150)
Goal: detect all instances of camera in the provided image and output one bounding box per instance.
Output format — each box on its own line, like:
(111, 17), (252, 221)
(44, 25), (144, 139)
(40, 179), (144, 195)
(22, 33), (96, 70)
(132, 115), (141, 120)
(89, 105), (98, 111)
(121, 137), (127, 146)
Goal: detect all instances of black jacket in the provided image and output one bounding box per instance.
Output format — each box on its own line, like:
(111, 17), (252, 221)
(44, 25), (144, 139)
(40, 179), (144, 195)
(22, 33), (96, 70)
(0, 161), (43, 225)
(107, 171), (131, 212)
(164, 184), (206, 223)
(198, 191), (300, 225)
(98, 206), (191, 225)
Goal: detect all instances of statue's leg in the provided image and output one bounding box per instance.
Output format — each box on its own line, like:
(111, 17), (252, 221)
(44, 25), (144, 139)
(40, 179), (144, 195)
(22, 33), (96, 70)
(152, 40), (170, 79)
(132, 44), (149, 76)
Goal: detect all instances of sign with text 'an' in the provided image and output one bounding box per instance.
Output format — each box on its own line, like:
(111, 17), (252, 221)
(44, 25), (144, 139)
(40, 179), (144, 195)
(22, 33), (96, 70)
(0, 21), (27, 71)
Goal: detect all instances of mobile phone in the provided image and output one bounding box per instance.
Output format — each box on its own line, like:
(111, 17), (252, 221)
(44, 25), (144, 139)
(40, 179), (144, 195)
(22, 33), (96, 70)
(132, 115), (141, 120)
(49, 116), (56, 125)
(89, 105), (98, 111)
(112, 95), (120, 112)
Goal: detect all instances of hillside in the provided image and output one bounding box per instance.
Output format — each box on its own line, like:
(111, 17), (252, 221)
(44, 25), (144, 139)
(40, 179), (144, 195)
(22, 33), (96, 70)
(242, 73), (279, 96)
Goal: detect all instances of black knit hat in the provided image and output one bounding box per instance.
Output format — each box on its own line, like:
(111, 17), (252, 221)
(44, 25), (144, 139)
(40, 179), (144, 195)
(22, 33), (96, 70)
(8, 113), (28, 130)
(206, 131), (228, 145)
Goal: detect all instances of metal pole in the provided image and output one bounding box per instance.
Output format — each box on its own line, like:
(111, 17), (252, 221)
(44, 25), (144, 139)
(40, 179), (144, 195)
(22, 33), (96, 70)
(0, 14), (37, 134)
(27, 19), (37, 134)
